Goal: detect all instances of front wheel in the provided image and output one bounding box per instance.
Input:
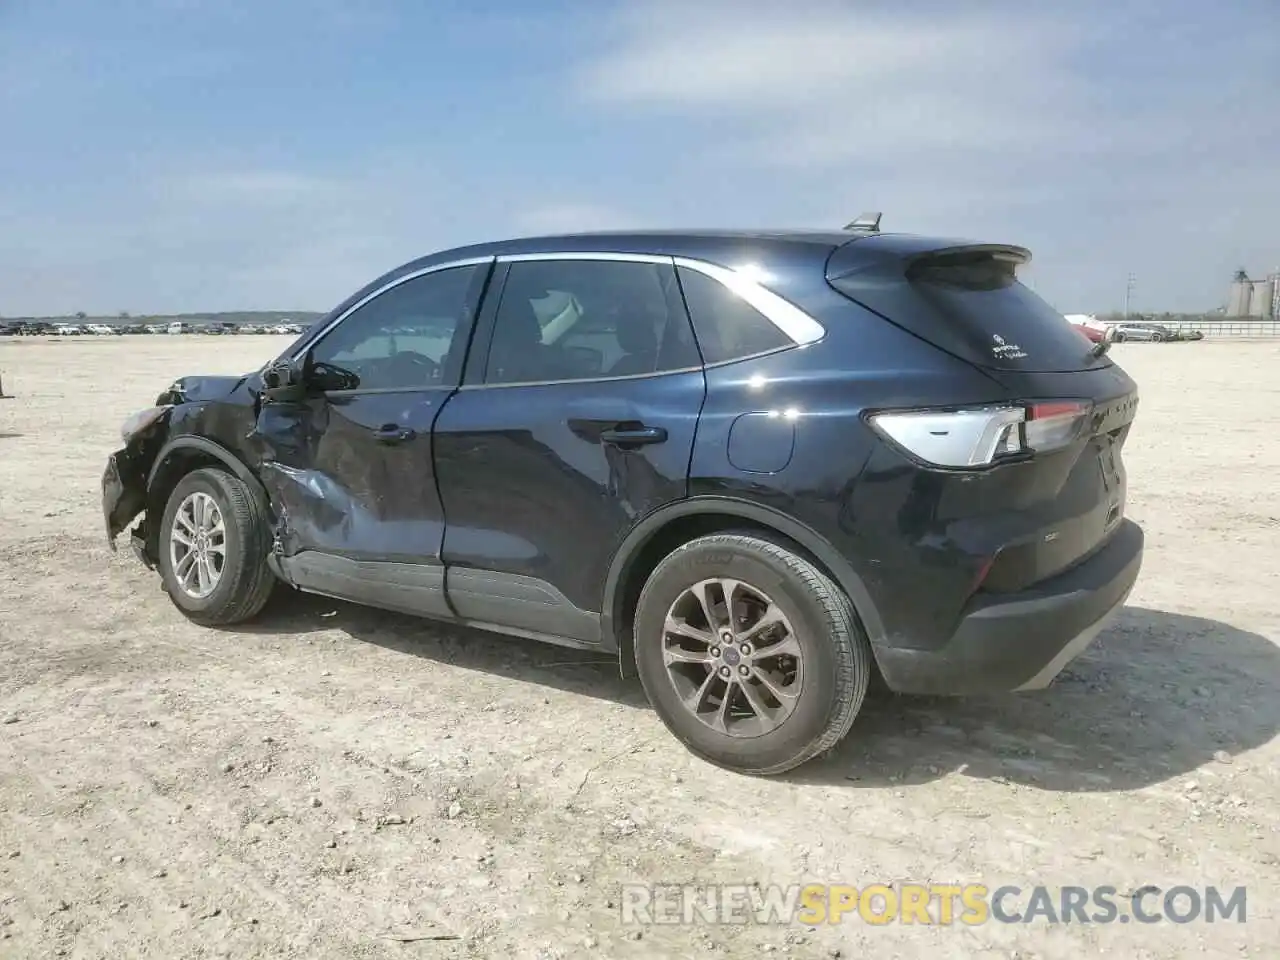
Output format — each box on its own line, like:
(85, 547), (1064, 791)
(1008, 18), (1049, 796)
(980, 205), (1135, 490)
(634, 533), (872, 775)
(158, 467), (275, 626)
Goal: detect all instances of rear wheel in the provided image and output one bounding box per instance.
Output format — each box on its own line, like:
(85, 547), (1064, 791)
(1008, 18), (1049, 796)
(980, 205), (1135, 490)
(1150, 332), (1165, 342)
(634, 533), (872, 775)
(158, 467), (275, 626)
(1113, 331), (1127, 342)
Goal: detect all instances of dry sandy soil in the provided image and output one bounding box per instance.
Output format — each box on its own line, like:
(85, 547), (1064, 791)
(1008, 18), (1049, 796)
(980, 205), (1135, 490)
(1, 335), (1277, 959)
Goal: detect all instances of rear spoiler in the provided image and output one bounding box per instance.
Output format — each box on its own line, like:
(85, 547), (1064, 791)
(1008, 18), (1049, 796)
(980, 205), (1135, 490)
(826, 235), (1032, 283)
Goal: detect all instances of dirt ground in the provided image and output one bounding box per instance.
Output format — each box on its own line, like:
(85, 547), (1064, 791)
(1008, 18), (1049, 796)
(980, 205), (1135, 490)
(1, 335), (1277, 959)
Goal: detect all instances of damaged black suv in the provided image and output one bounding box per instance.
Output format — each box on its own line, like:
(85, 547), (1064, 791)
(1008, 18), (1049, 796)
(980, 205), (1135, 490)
(103, 222), (1144, 774)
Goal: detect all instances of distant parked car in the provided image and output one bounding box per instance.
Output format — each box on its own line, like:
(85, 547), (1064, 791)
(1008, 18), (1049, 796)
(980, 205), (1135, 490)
(55, 324), (84, 335)
(167, 322), (193, 335)
(1111, 322), (1174, 342)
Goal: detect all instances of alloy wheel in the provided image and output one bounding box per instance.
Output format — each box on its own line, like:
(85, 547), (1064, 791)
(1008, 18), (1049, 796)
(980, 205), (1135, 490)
(661, 578), (803, 738)
(168, 491), (226, 599)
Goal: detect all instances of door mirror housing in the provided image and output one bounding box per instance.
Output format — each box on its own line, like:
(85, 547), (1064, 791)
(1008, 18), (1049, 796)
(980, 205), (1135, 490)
(308, 360), (362, 392)
(261, 356), (361, 400)
(261, 356), (306, 400)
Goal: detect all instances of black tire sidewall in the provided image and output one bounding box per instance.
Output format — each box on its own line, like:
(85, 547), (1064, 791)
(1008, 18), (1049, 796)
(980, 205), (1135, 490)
(635, 540), (846, 772)
(158, 469), (249, 616)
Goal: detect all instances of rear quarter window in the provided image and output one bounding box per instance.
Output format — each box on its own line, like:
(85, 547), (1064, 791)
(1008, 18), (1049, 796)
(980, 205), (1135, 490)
(677, 267), (792, 365)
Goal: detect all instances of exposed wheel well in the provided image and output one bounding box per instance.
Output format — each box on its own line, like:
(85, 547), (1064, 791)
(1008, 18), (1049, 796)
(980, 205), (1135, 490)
(612, 511), (877, 683)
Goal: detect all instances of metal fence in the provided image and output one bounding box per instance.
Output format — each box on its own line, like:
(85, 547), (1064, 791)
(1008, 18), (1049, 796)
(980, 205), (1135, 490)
(1165, 320), (1280, 338)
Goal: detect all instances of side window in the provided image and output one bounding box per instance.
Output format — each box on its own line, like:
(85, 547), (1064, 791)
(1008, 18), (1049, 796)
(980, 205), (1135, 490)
(484, 259), (699, 385)
(677, 266), (792, 365)
(308, 265), (481, 390)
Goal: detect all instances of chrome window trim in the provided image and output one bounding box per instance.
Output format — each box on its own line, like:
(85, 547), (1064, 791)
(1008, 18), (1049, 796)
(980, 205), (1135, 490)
(492, 249), (826, 344)
(496, 251), (673, 265)
(286, 255), (494, 364)
(455, 346), (803, 392)
(280, 248), (827, 384)
(456, 363), (707, 391)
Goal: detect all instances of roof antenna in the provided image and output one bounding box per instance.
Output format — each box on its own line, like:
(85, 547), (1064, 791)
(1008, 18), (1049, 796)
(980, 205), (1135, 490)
(843, 212), (882, 233)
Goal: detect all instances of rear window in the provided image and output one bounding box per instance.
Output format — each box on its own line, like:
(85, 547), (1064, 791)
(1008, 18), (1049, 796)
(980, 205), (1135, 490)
(831, 252), (1104, 373)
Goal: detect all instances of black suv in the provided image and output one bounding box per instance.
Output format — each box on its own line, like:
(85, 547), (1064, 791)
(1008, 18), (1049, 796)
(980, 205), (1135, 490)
(103, 223), (1143, 774)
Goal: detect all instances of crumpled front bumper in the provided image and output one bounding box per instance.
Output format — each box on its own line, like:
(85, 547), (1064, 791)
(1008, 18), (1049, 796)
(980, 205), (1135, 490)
(102, 444), (154, 563)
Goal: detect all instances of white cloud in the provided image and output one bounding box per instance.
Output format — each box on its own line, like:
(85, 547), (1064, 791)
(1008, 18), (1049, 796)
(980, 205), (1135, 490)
(577, 3), (1088, 166)
(569, 0), (1280, 311)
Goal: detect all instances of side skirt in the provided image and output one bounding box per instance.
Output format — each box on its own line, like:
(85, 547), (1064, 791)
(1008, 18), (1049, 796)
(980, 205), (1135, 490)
(272, 552), (604, 651)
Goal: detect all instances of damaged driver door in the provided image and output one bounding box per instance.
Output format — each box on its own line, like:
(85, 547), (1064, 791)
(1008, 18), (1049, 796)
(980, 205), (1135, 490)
(251, 259), (492, 617)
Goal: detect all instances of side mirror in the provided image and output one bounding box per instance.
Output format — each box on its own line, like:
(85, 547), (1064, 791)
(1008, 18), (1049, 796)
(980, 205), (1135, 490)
(309, 361), (361, 392)
(261, 355), (362, 401)
(261, 357), (307, 401)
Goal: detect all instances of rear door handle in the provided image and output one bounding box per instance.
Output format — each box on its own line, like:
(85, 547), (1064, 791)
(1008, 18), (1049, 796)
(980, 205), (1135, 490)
(373, 423), (416, 444)
(599, 424), (667, 446)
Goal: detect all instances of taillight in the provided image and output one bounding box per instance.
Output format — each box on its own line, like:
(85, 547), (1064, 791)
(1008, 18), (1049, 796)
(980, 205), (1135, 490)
(868, 400), (1092, 469)
(1024, 401), (1091, 452)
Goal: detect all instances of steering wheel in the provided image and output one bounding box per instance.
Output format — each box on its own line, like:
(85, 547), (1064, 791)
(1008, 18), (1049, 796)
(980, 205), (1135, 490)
(379, 350), (440, 385)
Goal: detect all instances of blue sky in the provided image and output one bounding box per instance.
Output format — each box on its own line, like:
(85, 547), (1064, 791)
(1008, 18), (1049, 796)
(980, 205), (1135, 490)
(2, 0), (1277, 316)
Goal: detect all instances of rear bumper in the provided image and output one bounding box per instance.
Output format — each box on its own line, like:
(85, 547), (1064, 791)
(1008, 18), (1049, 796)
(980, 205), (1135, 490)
(875, 519), (1143, 695)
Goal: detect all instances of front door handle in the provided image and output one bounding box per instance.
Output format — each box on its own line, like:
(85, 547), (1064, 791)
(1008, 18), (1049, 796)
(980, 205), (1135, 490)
(599, 424), (667, 447)
(373, 423), (416, 444)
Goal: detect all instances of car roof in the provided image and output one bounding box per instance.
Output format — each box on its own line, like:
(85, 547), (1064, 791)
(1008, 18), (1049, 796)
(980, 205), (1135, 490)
(422, 228), (861, 264)
(323, 228), (1003, 325)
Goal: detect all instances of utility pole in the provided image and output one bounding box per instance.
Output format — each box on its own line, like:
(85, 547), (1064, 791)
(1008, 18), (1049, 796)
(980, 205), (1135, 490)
(1124, 273), (1136, 319)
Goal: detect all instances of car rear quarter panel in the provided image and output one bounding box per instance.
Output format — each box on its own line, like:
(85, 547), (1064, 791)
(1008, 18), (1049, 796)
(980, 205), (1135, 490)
(687, 289), (1023, 654)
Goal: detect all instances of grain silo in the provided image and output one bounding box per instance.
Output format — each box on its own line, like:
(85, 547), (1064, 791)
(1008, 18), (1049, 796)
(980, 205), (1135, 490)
(1250, 280), (1271, 318)
(1226, 270), (1279, 318)
(1226, 270), (1253, 316)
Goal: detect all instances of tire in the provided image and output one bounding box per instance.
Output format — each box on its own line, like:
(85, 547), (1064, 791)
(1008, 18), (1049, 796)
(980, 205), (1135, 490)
(1113, 331), (1126, 342)
(157, 467), (275, 626)
(633, 532), (872, 775)
(1150, 332), (1164, 342)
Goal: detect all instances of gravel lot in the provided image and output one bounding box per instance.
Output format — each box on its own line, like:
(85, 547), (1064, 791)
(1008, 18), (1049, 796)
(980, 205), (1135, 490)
(1, 335), (1277, 959)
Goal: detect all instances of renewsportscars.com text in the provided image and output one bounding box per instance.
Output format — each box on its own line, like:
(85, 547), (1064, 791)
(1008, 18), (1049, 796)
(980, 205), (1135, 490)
(620, 883), (1247, 926)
